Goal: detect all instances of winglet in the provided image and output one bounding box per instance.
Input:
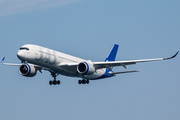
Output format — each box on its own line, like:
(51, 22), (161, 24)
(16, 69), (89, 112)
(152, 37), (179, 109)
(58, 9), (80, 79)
(105, 44), (119, 62)
(0, 57), (22, 66)
(171, 51), (179, 58)
(163, 51), (179, 60)
(1, 57), (5, 63)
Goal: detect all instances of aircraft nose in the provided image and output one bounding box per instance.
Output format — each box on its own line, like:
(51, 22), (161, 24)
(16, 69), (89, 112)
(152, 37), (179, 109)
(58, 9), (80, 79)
(17, 50), (25, 60)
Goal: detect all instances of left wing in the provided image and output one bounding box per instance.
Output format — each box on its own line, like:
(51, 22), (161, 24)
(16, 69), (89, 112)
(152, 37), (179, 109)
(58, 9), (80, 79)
(93, 51), (179, 69)
(59, 51), (179, 71)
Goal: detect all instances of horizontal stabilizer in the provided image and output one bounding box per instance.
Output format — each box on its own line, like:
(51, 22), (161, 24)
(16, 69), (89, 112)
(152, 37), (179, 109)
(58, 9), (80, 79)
(110, 70), (140, 75)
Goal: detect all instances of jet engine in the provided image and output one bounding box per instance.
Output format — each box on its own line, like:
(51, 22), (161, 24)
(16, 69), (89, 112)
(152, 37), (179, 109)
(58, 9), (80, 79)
(77, 62), (95, 75)
(19, 64), (37, 77)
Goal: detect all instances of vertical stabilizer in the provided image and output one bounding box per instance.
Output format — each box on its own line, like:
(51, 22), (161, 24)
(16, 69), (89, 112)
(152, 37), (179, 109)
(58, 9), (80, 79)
(105, 44), (119, 62)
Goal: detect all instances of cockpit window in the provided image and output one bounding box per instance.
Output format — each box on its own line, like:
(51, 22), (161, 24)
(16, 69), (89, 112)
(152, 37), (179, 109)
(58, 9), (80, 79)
(19, 47), (29, 50)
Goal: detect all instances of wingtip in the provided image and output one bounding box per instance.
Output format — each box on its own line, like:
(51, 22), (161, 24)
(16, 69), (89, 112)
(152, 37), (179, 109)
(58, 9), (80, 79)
(171, 51), (179, 58)
(164, 51), (179, 60)
(1, 57), (5, 63)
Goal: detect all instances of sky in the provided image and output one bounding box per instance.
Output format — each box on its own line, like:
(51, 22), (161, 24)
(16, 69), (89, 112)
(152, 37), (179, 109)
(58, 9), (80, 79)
(0, 0), (180, 120)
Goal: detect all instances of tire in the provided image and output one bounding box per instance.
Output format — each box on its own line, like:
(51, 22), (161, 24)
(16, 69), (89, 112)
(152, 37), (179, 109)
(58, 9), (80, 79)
(78, 80), (81, 84)
(57, 80), (60, 85)
(49, 81), (52, 85)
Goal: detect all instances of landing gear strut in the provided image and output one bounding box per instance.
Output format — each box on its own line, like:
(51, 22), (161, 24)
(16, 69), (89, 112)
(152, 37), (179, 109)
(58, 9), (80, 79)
(49, 72), (60, 85)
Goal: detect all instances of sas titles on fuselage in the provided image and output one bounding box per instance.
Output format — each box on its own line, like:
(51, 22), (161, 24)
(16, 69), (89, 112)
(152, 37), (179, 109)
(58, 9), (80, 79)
(34, 46), (57, 65)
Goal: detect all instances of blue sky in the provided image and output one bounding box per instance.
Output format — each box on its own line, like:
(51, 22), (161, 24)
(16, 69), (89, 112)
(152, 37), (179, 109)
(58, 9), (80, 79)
(0, 0), (180, 120)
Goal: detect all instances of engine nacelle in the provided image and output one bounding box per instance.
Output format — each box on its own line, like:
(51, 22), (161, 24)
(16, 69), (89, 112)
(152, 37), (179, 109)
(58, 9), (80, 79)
(19, 64), (37, 77)
(77, 62), (95, 75)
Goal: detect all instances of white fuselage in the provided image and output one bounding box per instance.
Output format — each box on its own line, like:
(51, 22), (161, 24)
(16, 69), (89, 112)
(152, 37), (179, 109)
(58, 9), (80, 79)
(17, 44), (108, 80)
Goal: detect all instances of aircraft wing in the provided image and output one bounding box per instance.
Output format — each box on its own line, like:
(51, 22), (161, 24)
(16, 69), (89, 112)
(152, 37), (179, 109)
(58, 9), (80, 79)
(1, 57), (55, 73)
(59, 51), (179, 71)
(1, 57), (22, 66)
(93, 51), (179, 69)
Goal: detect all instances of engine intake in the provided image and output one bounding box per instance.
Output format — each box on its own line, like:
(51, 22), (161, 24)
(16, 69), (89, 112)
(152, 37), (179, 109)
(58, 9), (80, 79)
(19, 64), (37, 77)
(77, 62), (95, 75)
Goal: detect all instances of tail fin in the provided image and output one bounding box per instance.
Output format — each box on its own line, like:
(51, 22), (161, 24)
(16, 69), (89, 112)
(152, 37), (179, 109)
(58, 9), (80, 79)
(105, 44), (119, 62)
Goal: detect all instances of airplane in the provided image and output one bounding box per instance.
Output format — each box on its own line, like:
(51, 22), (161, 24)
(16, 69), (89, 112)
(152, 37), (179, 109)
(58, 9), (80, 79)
(1, 44), (179, 85)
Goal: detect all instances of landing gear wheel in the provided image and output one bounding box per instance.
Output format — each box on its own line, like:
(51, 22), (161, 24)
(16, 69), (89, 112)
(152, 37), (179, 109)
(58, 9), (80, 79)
(78, 79), (90, 84)
(78, 80), (82, 84)
(57, 80), (60, 85)
(49, 72), (61, 85)
(49, 81), (52, 85)
(86, 80), (89, 84)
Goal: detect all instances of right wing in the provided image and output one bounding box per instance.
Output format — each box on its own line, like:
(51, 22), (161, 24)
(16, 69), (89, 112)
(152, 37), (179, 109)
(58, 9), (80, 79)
(1, 57), (55, 73)
(1, 57), (22, 66)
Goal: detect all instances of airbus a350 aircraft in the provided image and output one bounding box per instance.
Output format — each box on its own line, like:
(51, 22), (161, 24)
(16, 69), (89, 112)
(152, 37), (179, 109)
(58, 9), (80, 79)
(1, 44), (179, 85)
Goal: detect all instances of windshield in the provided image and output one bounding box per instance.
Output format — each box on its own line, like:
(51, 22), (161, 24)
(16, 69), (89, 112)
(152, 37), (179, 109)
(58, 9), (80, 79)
(19, 47), (29, 51)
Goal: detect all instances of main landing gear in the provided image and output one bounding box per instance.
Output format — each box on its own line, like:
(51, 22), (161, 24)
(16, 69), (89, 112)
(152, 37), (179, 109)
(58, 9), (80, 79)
(78, 79), (89, 84)
(49, 72), (60, 85)
(78, 75), (90, 84)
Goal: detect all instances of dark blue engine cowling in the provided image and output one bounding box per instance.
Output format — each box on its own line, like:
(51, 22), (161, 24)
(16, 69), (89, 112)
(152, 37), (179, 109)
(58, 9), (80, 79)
(77, 62), (95, 75)
(19, 64), (37, 77)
